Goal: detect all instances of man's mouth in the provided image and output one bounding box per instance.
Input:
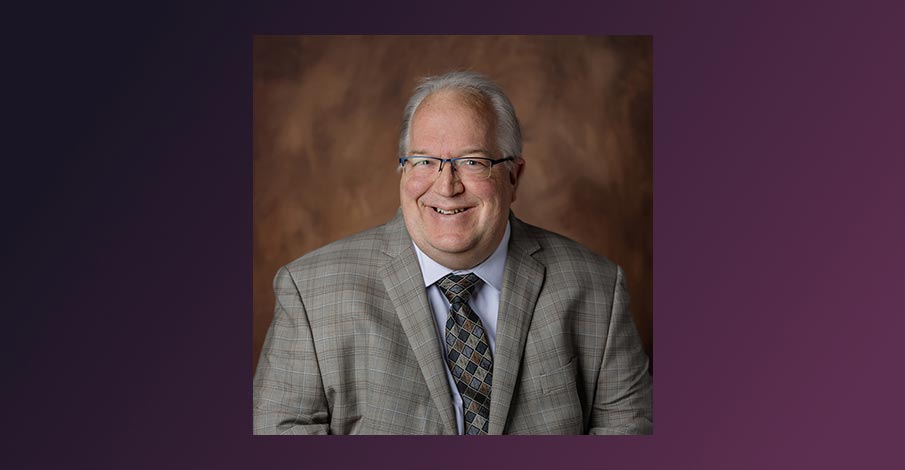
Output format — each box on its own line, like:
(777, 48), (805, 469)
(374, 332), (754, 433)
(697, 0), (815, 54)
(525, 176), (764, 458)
(431, 206), (470, 215)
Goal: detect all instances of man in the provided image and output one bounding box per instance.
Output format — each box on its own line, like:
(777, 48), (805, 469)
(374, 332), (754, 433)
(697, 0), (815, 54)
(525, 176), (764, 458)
(253, 71), (652, 435)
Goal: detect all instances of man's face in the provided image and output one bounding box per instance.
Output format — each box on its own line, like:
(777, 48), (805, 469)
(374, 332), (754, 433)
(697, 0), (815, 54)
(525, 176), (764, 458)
(400, 90), (524, 270)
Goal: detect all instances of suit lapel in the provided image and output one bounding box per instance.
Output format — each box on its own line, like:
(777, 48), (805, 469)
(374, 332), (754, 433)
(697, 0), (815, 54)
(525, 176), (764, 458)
(488, 215), (545, 434)
(379, 212), (458, 435)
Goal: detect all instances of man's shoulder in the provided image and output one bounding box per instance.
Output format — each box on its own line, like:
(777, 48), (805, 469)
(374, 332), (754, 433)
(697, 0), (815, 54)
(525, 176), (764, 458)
(284, 223), (390, 271)
(278, 215), (404, 285)
(514, 217), (620, 278)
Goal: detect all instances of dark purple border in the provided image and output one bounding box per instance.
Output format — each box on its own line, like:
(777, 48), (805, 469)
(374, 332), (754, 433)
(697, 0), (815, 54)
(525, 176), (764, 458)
(5, 1), (903, 469)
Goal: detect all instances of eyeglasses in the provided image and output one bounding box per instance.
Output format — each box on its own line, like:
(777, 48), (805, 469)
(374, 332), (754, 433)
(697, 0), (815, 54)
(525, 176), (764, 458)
(399, 156), (514, 180)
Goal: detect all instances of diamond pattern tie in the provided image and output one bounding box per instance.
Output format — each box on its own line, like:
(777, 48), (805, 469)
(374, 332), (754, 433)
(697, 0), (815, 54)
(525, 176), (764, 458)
(437, 273), (493, 435)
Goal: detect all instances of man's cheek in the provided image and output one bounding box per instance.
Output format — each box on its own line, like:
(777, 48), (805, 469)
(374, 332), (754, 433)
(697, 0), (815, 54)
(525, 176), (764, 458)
(403, 179), (427, 199)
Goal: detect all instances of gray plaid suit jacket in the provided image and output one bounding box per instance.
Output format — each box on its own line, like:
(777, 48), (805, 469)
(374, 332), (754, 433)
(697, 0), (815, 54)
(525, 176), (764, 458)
(253, 211), (652, 435)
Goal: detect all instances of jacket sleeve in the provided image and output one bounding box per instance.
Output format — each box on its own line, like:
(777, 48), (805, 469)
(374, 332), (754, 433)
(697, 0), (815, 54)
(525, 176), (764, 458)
(253, 266), (330, 435)
(588, 265), (653, 435)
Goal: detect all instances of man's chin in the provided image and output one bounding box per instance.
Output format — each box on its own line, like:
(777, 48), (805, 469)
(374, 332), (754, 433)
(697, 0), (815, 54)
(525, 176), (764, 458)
(421, 233), (479, 256)
(426, 239), (473, 256)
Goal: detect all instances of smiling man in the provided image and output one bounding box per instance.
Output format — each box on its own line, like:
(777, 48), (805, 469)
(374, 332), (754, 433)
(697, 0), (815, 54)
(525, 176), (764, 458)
(253, 71), (652, 435)
(401, 87), (521, 271)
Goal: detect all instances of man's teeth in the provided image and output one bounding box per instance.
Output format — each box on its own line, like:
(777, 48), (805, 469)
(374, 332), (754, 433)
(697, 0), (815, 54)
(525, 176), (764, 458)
(433, 207), (467, 215)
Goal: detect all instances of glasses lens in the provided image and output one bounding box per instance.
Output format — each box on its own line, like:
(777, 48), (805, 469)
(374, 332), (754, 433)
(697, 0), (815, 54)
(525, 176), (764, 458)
(453, 158), (493, 179)
(406, 157), (439, 175)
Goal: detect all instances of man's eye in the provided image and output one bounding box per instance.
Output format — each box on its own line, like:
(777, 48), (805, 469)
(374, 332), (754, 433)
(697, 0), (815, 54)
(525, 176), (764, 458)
(461, 159), (488, 167)
(412, 159), (432, 166)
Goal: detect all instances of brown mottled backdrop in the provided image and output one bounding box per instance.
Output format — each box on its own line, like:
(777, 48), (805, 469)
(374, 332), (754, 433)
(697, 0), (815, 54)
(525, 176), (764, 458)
(253, 36), (652, 373)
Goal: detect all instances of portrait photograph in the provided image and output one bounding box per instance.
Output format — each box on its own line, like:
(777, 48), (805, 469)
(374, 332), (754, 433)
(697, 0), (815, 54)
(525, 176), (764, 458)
(252, 35), (653, 435)
(10, 0), (900, 467)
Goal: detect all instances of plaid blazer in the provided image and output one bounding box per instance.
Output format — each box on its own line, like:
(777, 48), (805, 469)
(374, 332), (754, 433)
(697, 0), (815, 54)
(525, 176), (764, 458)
(253, 211), (652, 435)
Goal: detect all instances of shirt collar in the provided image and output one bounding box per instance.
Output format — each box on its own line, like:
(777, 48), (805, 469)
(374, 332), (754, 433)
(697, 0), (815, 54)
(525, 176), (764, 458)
(412, 221), (510, 292)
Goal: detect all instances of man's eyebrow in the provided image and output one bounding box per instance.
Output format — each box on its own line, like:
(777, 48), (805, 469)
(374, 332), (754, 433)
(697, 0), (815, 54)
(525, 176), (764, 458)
(407, 149), (492, 157)
(457, 148), (492, 157)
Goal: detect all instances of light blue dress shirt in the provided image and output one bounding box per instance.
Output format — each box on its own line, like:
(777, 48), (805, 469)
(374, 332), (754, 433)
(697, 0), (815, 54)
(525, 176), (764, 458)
(412, 222), (510, 435)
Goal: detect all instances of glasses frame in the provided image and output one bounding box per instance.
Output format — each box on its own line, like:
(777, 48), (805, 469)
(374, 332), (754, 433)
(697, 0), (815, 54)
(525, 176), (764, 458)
(398, 156), (515, 180)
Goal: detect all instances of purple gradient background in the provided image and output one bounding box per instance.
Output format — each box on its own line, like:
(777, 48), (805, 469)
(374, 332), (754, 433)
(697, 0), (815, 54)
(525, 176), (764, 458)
(5, 0), (903, 469)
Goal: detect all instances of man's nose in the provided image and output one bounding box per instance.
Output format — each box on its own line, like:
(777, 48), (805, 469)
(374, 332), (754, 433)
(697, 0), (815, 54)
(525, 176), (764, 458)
(432, 161), (464, 196)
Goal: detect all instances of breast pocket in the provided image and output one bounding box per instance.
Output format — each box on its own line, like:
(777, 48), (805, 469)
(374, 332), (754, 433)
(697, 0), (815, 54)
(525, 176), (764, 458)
(539, 356), (578, 395)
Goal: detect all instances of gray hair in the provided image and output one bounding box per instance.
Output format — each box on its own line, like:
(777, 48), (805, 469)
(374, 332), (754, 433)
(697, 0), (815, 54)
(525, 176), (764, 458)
(398, 71), (522, 159)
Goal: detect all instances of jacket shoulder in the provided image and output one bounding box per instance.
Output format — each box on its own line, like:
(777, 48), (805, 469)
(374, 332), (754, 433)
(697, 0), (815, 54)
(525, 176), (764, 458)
(279, 221), (393, 287)
(516, 219), (620, 280)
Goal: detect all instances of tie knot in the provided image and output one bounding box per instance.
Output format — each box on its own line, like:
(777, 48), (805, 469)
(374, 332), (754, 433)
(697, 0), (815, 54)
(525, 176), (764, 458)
(437, 273), (482, 305)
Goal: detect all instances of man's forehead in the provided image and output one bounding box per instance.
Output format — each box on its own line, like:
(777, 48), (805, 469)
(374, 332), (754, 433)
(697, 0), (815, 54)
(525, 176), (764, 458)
(408, 89), (498, 156)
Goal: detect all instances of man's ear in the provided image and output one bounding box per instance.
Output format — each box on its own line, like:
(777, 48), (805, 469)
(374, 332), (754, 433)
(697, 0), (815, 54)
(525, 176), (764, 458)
(509, 157), (526, 200)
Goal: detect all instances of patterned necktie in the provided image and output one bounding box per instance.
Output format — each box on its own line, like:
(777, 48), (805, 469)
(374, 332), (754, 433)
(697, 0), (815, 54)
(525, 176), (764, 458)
(437, 273), (493, 435)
